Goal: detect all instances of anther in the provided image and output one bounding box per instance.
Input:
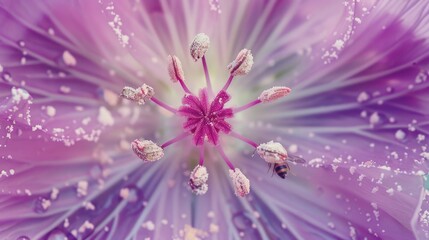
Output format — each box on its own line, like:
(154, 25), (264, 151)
(167, 55), (185, 83)
(120, 84), (154, 105)
(131, 139), (164, 162)
(190, 33), (210, 61)
(189, 165), (209, 195)
(227, 49), (253, 76)
(256, 141), (288, 163)
(259, 87), (291, 103)
(229, 168), (250, 197)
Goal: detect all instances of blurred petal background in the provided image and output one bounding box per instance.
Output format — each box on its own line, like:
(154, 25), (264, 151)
(1, 0), (429, 239)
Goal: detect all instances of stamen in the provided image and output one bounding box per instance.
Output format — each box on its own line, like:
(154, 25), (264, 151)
(229, 131), (258, 148)
(151, 97), (177, 114)
(190, 33), (210, 61)
(216, 145), (235, 170)
(189, 165), (209, 195)
(120, 84), (154, 105)
(233, 99), (262, 113)
(199, 145), (205, 165)
(167, 55), (192, 94)
(131, 139), (164, 162)
(256, 141), (288, 163)
(229, 168), (250, 197)
(258, 86), (291, 103)
(227, 49), (254, 76)
(160, 132), (191, 149)
(222, 75), (234, 91)
(202, 56), (214, 97)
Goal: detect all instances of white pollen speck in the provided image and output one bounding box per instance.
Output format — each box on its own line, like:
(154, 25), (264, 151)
(357, 92), (370, 103)
(41, 198), (51, 210)
(369, 112), (380, 125)
(77, 181), (88, 197)
(103, 89), (119, 106)
(333, 39), (344, 50)
(395, 130), (406, 140)
(208, 211), (215, 218)
(11, 87), (30, 104)
(46, 105), (56, 117)
(60, 85), (71, 93)
(288, 144), (298, 154)
(83, 201), (95, 210)
(417, 134), (426, 143)
(308, 158), (323, 166)
(120, 188), (130, 199)
(62, 50), (77, 66)
(98, 107), (114, 126)
(386, 188), (394, 196)
(142, 221), (155, 231)
(50, 187), (59, 200)
(64, 218), (70, 228)
(82, 117), (91, 125)
(48, 28), (55, 36)
(79, 220), (94, 233)
(210, 223), (219, 233)
(390, 151), (399, 159)
(24, 189), (32, 196)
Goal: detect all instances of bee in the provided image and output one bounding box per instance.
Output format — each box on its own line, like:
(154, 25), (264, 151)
(256, 141), (306, 179)
(269, 155), (306, 179)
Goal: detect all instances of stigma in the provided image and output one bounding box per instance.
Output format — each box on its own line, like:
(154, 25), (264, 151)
(120, 33), (294, 197)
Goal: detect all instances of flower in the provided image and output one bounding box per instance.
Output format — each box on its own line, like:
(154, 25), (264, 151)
(1, 1), (429, 240)
(123, 33), (291, 196)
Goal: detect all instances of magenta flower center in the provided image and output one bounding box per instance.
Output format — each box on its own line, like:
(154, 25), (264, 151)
(178, 88), (233, 146)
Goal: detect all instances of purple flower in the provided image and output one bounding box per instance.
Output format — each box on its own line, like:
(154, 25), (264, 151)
(1, 0), (429, 239)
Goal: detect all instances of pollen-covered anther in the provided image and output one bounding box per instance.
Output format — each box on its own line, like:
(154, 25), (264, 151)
(131, 139), (164, 162)
(167, 55), (185, 83)
(229, 168), (250, 197)
(120, 84), (154, 105)
(257, 141), (288, 163)
(189, 165), (209, 195)
(259, 86), (291, 103)
(227, 49), (253, 76)
(190, 33), (210, 61)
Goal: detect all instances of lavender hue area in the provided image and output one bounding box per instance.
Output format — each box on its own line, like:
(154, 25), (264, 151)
(1, 0), (429, 239)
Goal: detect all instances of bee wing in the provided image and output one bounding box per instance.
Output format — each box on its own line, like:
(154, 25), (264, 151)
(286, 155), (306, 164)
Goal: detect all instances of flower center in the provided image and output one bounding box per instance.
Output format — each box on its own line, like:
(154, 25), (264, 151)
(178, 88), (233, 146)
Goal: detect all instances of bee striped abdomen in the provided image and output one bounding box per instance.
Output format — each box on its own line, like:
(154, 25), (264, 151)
(274, 163), (289, 179)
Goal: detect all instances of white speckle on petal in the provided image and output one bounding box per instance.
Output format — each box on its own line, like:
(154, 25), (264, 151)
(78, 220), (94, 233)
(357, 92), (370, 103)
(98, 107), (114, 126)
(395, 130), (406, 140)
(46, 105), (56, 117)
(142, 221), (155, 231)
(62, 50), (77, 66)
(50, 188), (59, 200)
(333, 39), (344, 50)
(11, 87), (30, 104)
(369, 112), (380, 125)
(77, 181), (88, 197)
